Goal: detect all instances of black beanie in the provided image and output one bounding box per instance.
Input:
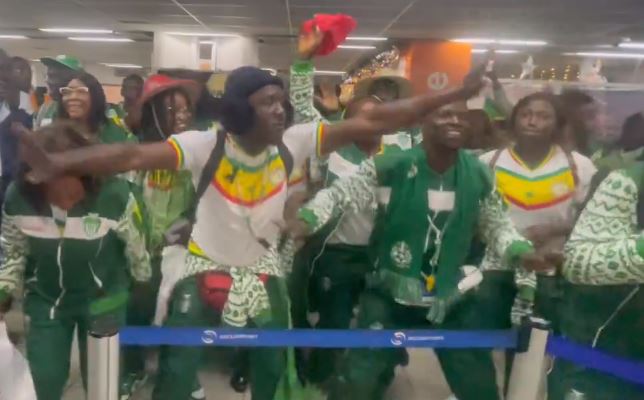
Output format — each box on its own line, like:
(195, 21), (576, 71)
(223, 66), (283, 102)
(220, 66), (284, 135)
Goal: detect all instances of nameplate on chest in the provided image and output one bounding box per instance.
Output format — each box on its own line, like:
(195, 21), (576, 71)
(427, 190), (455, 212)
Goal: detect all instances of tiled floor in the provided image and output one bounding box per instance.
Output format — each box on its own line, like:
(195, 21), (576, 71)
(61, 349), (453, 400)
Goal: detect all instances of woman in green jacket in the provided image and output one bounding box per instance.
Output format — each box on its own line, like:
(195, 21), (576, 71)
(0, 121), (150, 400)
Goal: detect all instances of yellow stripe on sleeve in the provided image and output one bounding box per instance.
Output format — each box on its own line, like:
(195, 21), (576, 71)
(167, 139), (184, 170)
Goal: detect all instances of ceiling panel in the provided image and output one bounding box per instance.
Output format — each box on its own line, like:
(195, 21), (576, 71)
(0, 0), (643, 78)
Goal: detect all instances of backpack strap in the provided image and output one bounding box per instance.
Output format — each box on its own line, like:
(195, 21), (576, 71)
(562, 148), (579, 187)
(277, 141), (294, 181)
(488, 148), (505, 169)
(188, 130), (226, 224)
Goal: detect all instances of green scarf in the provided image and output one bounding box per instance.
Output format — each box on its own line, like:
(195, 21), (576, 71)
(372, 147), (492, 304)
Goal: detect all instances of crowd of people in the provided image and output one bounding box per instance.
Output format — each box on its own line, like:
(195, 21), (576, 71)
(0, 21), (642, 400)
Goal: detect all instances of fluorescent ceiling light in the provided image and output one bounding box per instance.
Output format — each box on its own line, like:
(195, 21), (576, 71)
(315, 70), (345, 76)
(69, 37), (133, 42)
(166, 32), (239, 37)
(497, 40), (547, 46)
(568, 51), (644, 59)
(40, 28), (113, 34)
(0, 35), (27, 39)
(338, 45), (376, 50)
(472, 48), (519, 54)
(102, 63), (143, 69)
(619, 42), (644, 49)
(452, 38), (547, 46)
(453, 38), (495, 44)
(346, 36), (387, 41)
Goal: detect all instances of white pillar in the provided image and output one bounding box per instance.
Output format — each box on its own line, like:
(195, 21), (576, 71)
(87, 333), (120, 400)
(211, 36), (259, 71)
(507, 317), (551, 400)
(152, 32), (200, 71)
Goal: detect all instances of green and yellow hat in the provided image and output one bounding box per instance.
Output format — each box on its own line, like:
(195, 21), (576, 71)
(40, 54), (84, 71)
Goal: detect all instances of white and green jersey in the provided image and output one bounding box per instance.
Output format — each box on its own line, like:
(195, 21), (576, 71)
(564, 166), (644, 285)
(0, 178), (151, 318)
(289, 60), (420, 245)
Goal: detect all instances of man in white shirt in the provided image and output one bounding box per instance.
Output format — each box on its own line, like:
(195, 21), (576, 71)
(17, 62), (485, 399)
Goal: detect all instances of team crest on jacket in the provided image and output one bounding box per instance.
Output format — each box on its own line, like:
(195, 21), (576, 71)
(83, 213), (102, 238)
(390, 241), (412, 269)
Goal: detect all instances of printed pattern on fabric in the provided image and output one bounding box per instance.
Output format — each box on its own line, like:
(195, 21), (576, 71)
(0, 213), (29, 302)
(183, 239), (296, 327)
(304, 159), (379, 232)
(290, 61), (323, 125)
(495, 164), (575, 210)
(564, 170), (644, 285)
(115, 194), (152, 283)
(212, 152), (287, 207)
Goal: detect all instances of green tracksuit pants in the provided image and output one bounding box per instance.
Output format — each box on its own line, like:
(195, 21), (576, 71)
(152, 275), (289, 400)
(123, 255), (162, 376)
(549, 283), (644, 400)
(421, 270), (565, 400)
(24, 293), (126, 400)
(327, 277), (514, 400)
(307, 244), (372, 384)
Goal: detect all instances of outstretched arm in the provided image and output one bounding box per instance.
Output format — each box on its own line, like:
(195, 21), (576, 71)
(292, 158), (378, 238)
(16, 124), (177, 183)
(318, 67), (484, 156)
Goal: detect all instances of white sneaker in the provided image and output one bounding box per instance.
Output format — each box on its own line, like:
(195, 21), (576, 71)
(444, 396), (459, 400)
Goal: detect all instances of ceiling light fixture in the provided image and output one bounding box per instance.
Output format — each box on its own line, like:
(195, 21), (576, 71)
(346, 36), (387, 41)
(0, 35), (28, 39)
(338, 45), (377, 50)
(472, 48), (520, 54)
(40, 28), (113, 34)
(166, 32), (239, 37)
(68, 37), (133, 42)
(568, 51), (644, 59)
(452, 38), (547, 46)
(102, 63), (143, 69)
(619, 42), (644, 49)
(315, 70), (345, 76)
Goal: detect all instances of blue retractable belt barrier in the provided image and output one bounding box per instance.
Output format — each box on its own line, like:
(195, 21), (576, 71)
(120, 327), (518, 349)
(547, 336), (644, 386)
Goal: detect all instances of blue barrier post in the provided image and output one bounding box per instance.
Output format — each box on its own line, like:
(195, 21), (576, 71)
(507, 317), (551, 400)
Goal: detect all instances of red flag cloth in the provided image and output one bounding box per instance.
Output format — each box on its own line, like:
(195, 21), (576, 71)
(301, 14), (357, 56)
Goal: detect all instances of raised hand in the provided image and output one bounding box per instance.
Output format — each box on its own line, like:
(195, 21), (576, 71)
(461, 63), (487, 98)
(298, 25), (324, 60)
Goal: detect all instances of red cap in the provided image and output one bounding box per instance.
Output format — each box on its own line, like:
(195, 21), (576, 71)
(301, 14), (357, 56)
(138, 74), (201, 107)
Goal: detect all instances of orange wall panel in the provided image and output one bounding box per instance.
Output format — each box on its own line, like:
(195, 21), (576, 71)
(402, 41), (472, 94)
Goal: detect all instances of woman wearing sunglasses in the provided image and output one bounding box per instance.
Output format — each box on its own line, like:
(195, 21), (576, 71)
(57, 72), (135, 145)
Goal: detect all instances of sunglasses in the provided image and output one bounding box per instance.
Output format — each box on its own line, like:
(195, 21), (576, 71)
(59, 86), (89, 96)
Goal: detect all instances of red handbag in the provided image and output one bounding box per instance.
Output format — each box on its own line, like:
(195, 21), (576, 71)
(198, 271), (270, 312)
(301, 14), (357, 56)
